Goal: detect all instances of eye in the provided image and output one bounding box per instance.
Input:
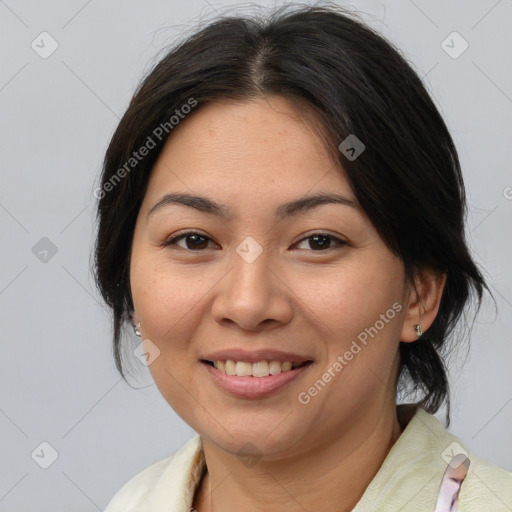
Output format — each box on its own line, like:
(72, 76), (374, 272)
(162, 231), (346, 252)
(294, 233), (346, 251)
(162, 231), (217, 251)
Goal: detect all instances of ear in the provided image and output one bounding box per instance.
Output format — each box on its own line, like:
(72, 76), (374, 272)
(131, 311), (140, 326)
(400, 268), (447, 343)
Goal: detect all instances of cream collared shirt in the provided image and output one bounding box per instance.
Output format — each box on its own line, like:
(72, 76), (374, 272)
(104, 405), (512, 511)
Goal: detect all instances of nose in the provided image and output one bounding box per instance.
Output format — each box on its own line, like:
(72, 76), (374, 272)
(211, 248), (293, 331)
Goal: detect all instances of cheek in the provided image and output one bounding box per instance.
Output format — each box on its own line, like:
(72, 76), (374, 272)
(131, 257), (211, 340)
(292, 261), (402, 337)
(147, 358), (200, 430)
(132, 263), (205, 414)
(292, 258), (405, 391)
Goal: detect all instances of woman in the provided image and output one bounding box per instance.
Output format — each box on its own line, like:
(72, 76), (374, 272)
(94, 4), (512, 511)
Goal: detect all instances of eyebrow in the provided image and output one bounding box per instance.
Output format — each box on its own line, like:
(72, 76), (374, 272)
(147, 192), (359, 220)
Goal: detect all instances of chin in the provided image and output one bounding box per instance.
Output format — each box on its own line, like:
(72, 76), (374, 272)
(198, 419), (307, 461)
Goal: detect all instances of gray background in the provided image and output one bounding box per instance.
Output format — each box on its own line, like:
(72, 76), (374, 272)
(1, 0), (511, 510)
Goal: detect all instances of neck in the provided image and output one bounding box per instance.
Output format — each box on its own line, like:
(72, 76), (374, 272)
(193, 404), (404, 512)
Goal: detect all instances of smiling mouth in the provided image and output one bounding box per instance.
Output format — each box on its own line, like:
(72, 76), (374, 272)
(201, 359), (312, 377)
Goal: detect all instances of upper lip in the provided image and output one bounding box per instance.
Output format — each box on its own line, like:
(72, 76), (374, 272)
(201, 348), (313, 364)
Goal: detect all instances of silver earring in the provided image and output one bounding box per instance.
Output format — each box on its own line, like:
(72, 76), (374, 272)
(134, 322), (141, 337)
(414, 324), (422, 337)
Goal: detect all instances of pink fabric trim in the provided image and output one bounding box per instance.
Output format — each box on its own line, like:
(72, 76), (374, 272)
(434, 453), (471, 511)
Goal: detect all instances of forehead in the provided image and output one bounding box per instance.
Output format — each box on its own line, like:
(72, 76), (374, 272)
(143, 96), (353, 202)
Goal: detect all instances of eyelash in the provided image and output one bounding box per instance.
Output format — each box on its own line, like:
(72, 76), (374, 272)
(161, 231), (347, 252)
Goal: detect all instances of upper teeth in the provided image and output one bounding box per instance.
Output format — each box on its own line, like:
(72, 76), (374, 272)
(214, 360), (298, 377)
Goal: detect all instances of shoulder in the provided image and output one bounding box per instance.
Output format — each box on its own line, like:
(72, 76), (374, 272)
(409, 407), (512, 510)
(104, 434), (203, 512)
(460, 451), (512, 510)
(354, 406), (512, 511)
(103, 454), (175, 511)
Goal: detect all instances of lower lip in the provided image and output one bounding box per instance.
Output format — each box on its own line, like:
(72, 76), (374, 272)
(201, 361), (312, 399)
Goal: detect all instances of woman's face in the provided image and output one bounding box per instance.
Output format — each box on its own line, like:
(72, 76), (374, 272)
(130, 95), (413, 458)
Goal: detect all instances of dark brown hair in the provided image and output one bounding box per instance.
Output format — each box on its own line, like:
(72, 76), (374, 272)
(93, 3), (493, 425)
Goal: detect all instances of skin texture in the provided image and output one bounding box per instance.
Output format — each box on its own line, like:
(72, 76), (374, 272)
(129, 95), (446, 512)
